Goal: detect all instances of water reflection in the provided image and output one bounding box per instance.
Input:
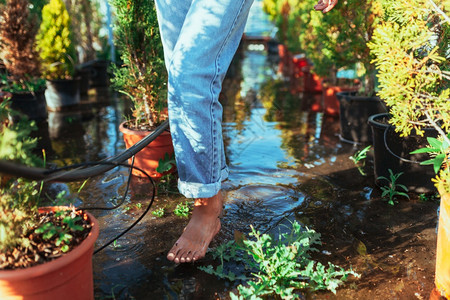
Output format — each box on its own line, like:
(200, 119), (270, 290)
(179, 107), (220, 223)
(37, 43), (359, 298)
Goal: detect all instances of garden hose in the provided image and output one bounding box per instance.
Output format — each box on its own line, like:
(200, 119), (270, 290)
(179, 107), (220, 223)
(0, 119), (169, 182)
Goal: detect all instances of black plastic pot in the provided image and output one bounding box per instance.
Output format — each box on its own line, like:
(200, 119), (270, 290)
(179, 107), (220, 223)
(337, 92), (386, 144)
(9, 89), (47, 122)
(75, 68), (92, 95)
(45, 78), (80, 111)
(369, 113), (437, 193)
(81, 59), (110, 87)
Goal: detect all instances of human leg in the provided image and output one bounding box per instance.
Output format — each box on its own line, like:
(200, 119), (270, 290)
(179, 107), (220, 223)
(156, 0), (254, 262)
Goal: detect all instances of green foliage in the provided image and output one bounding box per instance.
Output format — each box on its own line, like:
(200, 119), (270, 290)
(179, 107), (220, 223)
(174, 201), (191, 218)
(263, 0), (382, 91)
(369, 0), (450, 137)
(378, 169), (409, 205)
(156, 152), (176, 174)
(411, 134), (450, 193)
(349, 145), (371, 176)
(110, 0), (167, 128)
(0, 102), (43, 251)
(0, 73), (46, 93)
(152, 207), (164, 218)
(36, 0), (77, 80)
(199, 221), (359, 299)
(369, 0), (450, 194)
(35, 209), (84, 253)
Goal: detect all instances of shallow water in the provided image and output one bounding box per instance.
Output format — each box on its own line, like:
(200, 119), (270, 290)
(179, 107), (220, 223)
(36, 42), (440, 299)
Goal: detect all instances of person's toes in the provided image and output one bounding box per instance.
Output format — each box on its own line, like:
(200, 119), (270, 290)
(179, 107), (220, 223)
(185, 251), (193, 263)
(167, 243), (181, 261)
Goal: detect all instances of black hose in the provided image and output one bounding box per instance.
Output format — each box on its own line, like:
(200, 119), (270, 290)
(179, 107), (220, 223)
(0, 120), (169, 182)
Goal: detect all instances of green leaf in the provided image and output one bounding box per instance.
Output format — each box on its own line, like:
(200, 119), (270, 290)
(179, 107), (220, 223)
(428, 137), (443, 149)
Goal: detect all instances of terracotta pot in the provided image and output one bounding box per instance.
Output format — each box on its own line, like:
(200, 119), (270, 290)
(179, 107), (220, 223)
(0, 207), (99, 300)
(322, 83), (360, 117)
(435, 190), (450, 299)
(119, 121), (175, 178)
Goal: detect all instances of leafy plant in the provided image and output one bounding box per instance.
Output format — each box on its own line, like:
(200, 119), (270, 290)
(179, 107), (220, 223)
(110, 0), (167, 129)
(156, 152), (176, 174)
(0, 102), (42, 251)
(35, 209), (84, 253)
(350, 145), (371, 176)
(36, 0), (77, 80)
(0, 0), (43, 92)
(199, 221), (359, 299)
(369, 0), (450, 194)
(174, 201), (191, 218)
(152, 207), (164, 218)
(378, 169), (410, 205)
(263, 0), (382, 92)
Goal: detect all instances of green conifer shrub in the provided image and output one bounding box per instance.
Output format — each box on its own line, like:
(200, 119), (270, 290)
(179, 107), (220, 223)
(369, 0), (449, 192)
(36, 0), (77, 80)
(110, 0), (167, 129)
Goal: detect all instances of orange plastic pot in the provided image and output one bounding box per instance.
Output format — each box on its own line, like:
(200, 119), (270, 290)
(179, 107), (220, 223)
(322, 83), (360, 117)
(119, 121), (175, 178)
(435, 190), (450, 299)
(0, 207), (99, 300)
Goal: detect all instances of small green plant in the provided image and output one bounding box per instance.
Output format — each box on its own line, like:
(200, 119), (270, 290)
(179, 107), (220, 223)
(35, 209), (84, 253)
(349, 145), (371, 176)
(152, 207), (164, 218)
(411, 135), (450, 174)
(199, 221), (359, 299)
(378, 169), (410, 205)
(174, 201), (191, 218)
(135, 203), (142, 210)
(156, 152), (176, 174)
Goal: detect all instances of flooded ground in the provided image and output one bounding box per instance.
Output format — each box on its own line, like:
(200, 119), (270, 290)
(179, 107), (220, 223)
(36, 43), (441, 300)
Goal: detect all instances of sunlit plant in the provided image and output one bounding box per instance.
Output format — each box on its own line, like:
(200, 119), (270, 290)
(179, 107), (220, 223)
(349, 145), (371, 176)
(199, 221), (359, 299)
(152, 207), (164, 218)
(378, 169), (410, 205)
(174, 201), (190, 218)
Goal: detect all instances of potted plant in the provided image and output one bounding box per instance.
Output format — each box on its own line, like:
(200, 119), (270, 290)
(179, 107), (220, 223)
(36, 0), (80, 111)
(111, 0), (174, 178)
(0, 0), (47, 122)
(368, 0), (449, 296)
(0, 100), (99, 299)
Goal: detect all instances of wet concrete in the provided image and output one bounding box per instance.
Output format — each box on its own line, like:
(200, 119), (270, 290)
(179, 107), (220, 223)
(38, 46), (440, 299)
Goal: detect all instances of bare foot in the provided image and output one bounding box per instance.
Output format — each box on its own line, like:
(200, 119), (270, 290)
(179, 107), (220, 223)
(167, 192), (223, 263)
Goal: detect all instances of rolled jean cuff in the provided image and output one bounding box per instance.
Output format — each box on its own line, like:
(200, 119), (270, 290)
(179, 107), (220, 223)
(178, 166), (229, 198)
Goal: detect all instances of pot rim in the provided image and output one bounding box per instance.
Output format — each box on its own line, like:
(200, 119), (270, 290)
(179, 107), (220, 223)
(119, 120), (171, 137)
(0, 207), (99, 279)
(336, 91), (381, 102)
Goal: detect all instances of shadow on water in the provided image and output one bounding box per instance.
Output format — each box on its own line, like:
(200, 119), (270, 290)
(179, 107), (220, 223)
(34, 42), (439, 300)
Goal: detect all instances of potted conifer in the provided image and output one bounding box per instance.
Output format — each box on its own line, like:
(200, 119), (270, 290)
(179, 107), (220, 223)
(36, 0), (80, 111)
(368, 1), (449, 296)
(0, 0), (47, 122)
(111, 0), (174, 178)
(0, 100), (99, 299)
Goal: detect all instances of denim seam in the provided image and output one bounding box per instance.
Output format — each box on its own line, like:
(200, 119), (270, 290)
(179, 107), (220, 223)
(208, 0), (247, 183)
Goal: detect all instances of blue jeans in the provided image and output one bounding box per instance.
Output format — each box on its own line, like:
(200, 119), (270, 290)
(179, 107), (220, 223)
(155, 0), (254, 198)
